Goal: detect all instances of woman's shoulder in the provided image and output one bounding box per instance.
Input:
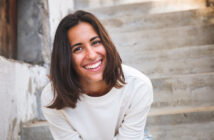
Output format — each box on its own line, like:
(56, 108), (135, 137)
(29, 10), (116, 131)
(40, 82), (55, 107)
(122, 64), (151, 85)
(121, 64), (153, 105)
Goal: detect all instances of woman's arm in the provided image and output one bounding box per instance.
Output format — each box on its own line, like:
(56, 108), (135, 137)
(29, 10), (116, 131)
(114, 80), (153, 140)
(42, 106), (83, 140)
(41, 83), (83, 140)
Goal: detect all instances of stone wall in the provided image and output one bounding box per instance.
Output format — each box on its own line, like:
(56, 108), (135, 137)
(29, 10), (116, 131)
(0, 1), (75, 139)
(48, 0), (74, 44)
(0, 56), (48, 140)
(17, 0), (51, 65)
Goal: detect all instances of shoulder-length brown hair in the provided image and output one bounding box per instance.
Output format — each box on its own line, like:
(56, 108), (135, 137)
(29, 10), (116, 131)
(48, 10), (125, 109)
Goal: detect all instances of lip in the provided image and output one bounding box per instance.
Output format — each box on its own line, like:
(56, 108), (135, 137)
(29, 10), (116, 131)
(83, 59), (103, 72)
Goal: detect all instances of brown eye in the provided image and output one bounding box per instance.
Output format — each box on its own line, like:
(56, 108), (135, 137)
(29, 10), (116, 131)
(92, 40), (101, 46)
(73, 46), (82, 53)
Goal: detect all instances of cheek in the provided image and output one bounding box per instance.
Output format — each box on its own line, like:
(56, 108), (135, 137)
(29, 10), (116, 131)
(100, 45), (107, 55)
(71, 54), (85, 68)
(71, 55), (79, 67)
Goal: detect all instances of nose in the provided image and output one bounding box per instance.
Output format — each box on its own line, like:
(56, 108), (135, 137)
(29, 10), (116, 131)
(86, 45), (96, 60)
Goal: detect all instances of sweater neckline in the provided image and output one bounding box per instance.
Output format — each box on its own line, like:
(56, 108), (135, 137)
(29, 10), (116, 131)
(80, 87), (118, 103)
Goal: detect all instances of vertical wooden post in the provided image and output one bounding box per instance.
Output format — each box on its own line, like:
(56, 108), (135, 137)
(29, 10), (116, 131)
(0, 0), (17, 59)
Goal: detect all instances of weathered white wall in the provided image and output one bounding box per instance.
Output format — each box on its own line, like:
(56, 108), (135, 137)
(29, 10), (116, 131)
(0, 56), (49, 140)
(48, 0), (74, 44)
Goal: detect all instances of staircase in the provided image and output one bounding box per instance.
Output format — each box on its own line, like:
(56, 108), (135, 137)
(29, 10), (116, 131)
(21, 0), (214, 139)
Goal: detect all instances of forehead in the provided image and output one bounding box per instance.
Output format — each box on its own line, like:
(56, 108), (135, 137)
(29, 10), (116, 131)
(67, 22), (98, 44)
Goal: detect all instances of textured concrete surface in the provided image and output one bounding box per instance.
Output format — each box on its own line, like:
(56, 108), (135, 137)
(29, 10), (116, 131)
(18, 0), (51, 65)
(111, 25), (214, 76)
(0, 56), (48, 140)
(147, 121), (214, 140)
(147, 108), (214, 140)
(74, 0), (155, 9)
(111, 24), (214, 49)
(151, 72), (214, 107)
(21, 123), (53, 140)
(89, 0), (206, 18)
(48, 0), (74, 43)
(148, 107), (214, 125)
(101, 7), (214, 32)
(120, 44), (214, 77)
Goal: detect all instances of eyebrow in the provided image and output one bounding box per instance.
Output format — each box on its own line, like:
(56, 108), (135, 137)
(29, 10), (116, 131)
(71, 36), (100, 48)
(71, 43), (81, 48)
(90, 36), (99, 42)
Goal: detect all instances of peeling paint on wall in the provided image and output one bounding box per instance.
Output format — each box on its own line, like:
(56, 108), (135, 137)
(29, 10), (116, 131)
(0, 56), (49, 139)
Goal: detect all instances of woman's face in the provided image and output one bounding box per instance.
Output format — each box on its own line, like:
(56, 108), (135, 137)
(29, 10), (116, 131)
(68, 22), (107, 84)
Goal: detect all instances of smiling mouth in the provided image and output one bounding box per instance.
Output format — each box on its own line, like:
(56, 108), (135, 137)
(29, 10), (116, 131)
(84, 60), (102, 70)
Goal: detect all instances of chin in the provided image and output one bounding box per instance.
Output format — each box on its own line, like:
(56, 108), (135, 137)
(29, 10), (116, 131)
(88, 75), (103, 82)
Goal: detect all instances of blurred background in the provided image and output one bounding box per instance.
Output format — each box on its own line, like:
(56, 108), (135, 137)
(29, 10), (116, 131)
(1, 0), (214, 139)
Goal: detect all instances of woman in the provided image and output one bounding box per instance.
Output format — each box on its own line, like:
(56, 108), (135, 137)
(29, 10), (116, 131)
(41, 10), (153, 140)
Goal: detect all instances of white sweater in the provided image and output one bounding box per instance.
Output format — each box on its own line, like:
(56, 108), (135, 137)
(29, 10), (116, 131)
(41, 65), (153, 140)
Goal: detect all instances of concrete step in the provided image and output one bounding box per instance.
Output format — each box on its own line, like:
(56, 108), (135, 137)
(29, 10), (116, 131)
(21, 121), (53, 140)
(150, 72), (214, 108)
(122, 44), (214, 76)
(89, 0), (207, 19)
(101, 7), (214, 32)
(148, 105), (214, 125)
(111, 24), (214, 49)
(21, 106), (214, 140)
(75, 0), (160, 9)
(148, 121), (214, 140)
(125, 44), (214, 60)
(147, 106), (214, 140)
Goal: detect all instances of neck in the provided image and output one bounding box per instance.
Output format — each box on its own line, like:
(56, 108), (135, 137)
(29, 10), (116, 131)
(81, 80), (110, 97)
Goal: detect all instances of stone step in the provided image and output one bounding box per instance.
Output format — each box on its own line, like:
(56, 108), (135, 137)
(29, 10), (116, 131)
(21, 106), (214, 140)
(147, 105), (214, 140)
(150, 72), (214, 108)
(148, 105), (214, 125)
(21, 121), (53, 140)
(75, 0), (160, 9)
(101, 7), (214, 32)
(111, 24), (214, 49)
(147, 108), (214, 140)
(122, 44), (214, 76)
(89, 0), (207, 19)
(148, 121), (214, 140)
(124, 44), (214, 60)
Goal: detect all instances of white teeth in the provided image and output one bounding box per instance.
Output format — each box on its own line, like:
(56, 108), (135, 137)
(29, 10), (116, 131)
(85, 61), (101, 69)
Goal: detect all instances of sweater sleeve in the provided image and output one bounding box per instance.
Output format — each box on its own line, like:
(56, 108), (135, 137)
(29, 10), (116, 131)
(41, 84), (83, 140)
(113, 79), (153, 140)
